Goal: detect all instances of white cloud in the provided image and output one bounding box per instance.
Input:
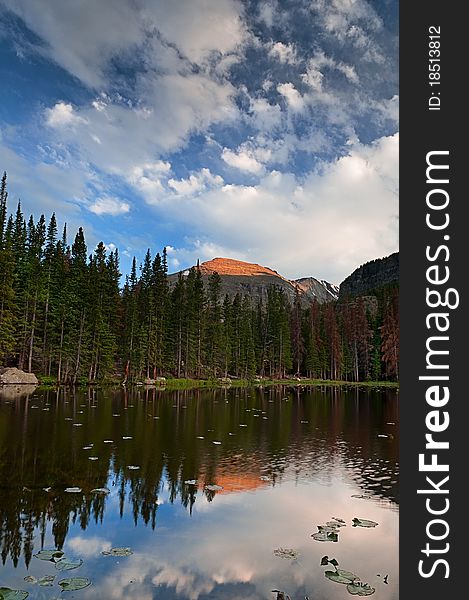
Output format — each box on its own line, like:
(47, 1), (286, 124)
(168, 168), (223, 196)
(147, 133), (398, 283)
(248, 97), (282, 131)
(276, 82), (304, 112)
(40, 71), (237, 178)
(268, 41), (297, 64)
(142, 0), (247, 65)
(128, 161), (172, 198)
(82, 479), (398, 600)
(2, 0), (248, 88)
(222, 148), (264, 175)
(257, 1), (275, 28)
(45, 102), (87, 128)
(89, 196), (130, 216)
(1, 0), (398, 283)
(66, 535), (111, 558)
(302, 52), (359, 94)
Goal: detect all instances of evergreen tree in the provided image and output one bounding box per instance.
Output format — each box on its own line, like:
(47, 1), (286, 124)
(0, 175), (16, 363)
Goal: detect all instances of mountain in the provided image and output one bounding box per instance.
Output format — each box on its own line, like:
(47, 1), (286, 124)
(295, 277), (340, 303)
(338, 252), (399, 300)
(168, 257), (339, 304)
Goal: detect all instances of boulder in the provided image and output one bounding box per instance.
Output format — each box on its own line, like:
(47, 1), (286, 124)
(0, 367), (39, 385)
(0, 384), (38, 400)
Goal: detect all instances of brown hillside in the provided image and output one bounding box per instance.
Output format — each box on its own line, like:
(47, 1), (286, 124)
(199, 257), (286, 279)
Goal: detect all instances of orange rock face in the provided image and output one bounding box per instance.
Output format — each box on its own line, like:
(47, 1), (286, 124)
(199, 257), (284, 279)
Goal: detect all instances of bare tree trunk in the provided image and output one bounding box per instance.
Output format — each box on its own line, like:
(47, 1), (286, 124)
(57, 316), (65, 384)
(73, 309), (86, 385)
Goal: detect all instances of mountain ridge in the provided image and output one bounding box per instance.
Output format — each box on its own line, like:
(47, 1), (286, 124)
(169, 257), (339, 305)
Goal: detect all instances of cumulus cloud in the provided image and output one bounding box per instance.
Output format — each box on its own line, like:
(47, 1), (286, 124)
(82, 479), (398, 600)
(268, 41), (297, 64)
(148, 133), (398, 282)
(168, 168), (223, 197)
(222, 148), (264, 174)
(89, 196), (130, 216)
(66, 535), (111, 558)
(45, 102), (87, 128)
(0, 0), (398, 280)
(1, 0), (248, 88)
(276, 82), (304, 112)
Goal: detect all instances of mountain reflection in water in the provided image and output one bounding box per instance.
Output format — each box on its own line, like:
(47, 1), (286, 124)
(0, 385), (398, 600)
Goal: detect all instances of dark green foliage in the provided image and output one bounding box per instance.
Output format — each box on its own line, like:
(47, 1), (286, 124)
(0, 172), (399, 382)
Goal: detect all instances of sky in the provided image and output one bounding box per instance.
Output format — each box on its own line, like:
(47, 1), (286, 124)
(0, 0), (398, 284)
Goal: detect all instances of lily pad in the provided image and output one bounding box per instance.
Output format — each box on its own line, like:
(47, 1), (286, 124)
(312, 531), (338, 542)
(326, 520), (346, 528)
(184, 480), (197, 485)
(23, 577), (37, 584)
(204, 484), (223, 491)
(64, 487), (82, 493)
(33, 549), (64, 562)
(321, 556), (339, 567)
(102, 547), (133, 557)
(196, 436), (204, 439)
(91, 488), (110, 494)
(318, 525), (339, 533)
(0, 588), (29, 600)
(88, 456), (98, 461)
(273, 548), (299, 560)
(55, 557), (84, 571)
(103, 440), (113, 444)
(332, 517), (346, 524)
(58, 577), (91, 592)
(38, 575), (56, 586)
(122, 436), (133, 440)
(337, 570), (360, 581)
(347, 582), (376, 596)
(325, 570), (358, 584)
(82, 446), (93, 450)
(352, 518), (378, 528)
(212, 441), (221, 445)
(127, 465), (140, 470)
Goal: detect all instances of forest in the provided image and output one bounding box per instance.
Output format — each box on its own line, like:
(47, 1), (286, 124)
(0, 173), (399, 384)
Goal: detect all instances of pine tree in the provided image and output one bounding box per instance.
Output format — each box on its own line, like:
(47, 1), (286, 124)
(291, 288), (304, 376)
(0, 172), (8, 247)
(0, 174), (16, 363)
(205, 272), (222, 376)
(380, 288), (399, 380)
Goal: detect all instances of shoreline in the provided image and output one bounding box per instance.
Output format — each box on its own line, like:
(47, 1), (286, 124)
(32, 377), (399, 391)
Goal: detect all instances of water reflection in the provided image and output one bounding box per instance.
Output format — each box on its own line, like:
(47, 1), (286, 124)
(0, 385), (398, 599)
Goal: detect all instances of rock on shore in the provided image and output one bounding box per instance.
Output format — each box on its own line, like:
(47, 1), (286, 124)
(0, 367), (39, 385)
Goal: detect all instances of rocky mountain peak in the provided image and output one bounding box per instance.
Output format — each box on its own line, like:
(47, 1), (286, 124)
(198, 257), (286, 280)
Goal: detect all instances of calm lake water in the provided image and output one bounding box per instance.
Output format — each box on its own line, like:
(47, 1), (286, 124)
(0, 385), (399, 600)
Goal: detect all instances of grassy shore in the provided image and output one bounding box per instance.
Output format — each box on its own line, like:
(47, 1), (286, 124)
(36, 375), (398, 390)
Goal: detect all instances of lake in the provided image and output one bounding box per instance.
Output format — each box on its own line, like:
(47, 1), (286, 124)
(0, 385), (398, 599)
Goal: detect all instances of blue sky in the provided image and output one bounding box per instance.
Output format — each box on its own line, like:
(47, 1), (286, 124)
(0, 0), (398, 283)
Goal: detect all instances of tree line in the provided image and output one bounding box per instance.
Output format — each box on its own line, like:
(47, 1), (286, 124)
(0, 173), (399, 383)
